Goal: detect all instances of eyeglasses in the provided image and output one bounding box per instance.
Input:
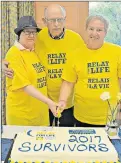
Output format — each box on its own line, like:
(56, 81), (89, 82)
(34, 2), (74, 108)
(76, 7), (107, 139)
(45, 18), (65, 24)
(23, 30), (37, 36)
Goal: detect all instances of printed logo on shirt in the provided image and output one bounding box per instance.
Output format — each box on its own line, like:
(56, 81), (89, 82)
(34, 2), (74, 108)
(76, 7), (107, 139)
(32, 62), (45, 73)
(47, 53), (66, 64)
(48, 68), (63, 79)
(37, 76), (46, 88)
(87, 61), (110, 89)
(47, 52), (66, 79)
(87, 61), (110, 74)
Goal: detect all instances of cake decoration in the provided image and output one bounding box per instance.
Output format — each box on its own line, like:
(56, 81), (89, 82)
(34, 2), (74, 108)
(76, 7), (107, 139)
(10, 127), (118, 162)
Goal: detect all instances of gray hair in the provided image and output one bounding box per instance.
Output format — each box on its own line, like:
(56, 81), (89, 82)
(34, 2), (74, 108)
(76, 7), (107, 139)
(44, 5), (66, 18)
(86, 15), (109, 33)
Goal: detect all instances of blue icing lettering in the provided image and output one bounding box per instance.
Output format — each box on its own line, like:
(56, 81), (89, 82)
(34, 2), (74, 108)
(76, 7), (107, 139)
(69, 135), (88, 143)
(77, 144), (87, 151)
(69, 129), (96, 134)
(69, 135), (79, 143)
(63, 144), (65, 151)
(98, 143), (109, 152)
(18, 142), (31, 152)
(69, 130), (74, 134)
(53, 144), (61, 151)
(43, 143), (53, 151)
(79, 136), (88, 143)
(34, 144), (43, 151)
(68, 144), (76, 151)
(90, 136), (92, 142)
(89, 144), (97, 152)
(95, 136), (101, 143)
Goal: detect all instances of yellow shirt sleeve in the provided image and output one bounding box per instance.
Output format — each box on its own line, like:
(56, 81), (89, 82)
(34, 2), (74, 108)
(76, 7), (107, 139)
(5, 47), (31, 91)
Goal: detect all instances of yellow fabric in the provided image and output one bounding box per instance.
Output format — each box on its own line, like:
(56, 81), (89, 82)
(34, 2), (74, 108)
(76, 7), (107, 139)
(1, 2), (34, 125)
(5, 46), (49, 126)
(35, 27), (85, 109)
(62, 42), (121, 124)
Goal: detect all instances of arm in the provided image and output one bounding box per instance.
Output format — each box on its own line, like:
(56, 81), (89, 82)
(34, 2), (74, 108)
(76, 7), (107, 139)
(2, 60), (13, 78)
(5, 49), (58, 117)
(23, 85), (58, 116)
(58, 80), (75, 110)
(58, 50), (78, 111)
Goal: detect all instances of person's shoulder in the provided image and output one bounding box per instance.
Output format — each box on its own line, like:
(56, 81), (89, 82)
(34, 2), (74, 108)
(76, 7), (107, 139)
(6, 45), (20, 54)
(6, 45), (22, 59)
(37, 27), (48, 39)
(104, 42), (121, 58)
(69, 47), (83, 62)
(65, 29), (81, 38)
(65, 29), (85, 45)
(104, 42), (121, 51)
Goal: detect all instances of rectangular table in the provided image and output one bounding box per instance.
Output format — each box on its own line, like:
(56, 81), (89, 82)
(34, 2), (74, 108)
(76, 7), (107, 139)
(1, 125), (121, 163)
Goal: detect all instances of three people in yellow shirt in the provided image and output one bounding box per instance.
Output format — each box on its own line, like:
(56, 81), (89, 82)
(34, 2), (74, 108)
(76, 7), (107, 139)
(3, 5), (121, 127)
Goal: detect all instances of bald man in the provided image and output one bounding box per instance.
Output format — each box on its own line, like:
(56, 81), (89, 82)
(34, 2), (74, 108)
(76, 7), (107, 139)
(3, 4), (85, 127)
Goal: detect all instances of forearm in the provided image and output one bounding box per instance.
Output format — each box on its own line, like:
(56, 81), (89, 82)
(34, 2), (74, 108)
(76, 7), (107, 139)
(59, 80), (75, 102)
(23, 85), (52, 104)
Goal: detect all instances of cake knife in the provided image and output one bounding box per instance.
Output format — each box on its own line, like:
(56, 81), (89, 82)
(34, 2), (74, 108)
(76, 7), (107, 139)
(57, 117), (60, 127)
(52, 106), (58, 127)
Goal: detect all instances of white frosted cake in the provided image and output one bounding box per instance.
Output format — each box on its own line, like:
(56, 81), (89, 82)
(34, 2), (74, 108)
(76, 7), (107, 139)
(10, 127), (118, 162)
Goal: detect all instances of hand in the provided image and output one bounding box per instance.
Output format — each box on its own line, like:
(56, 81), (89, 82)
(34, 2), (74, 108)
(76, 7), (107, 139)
(58, 100), (67, 112)
(2, 60), (13, 78)
(47, 100), (59, 117)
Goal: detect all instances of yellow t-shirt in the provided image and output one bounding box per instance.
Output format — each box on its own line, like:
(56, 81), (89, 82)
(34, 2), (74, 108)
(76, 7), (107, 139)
(35, 27), (85, 109)
(5, 46), (49, 126)
(62, 42), (121, 124)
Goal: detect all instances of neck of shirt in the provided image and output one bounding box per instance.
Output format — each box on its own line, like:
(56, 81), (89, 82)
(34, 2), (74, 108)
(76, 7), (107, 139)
(49, 28), (65, 40)
(14, 41), (34, 51)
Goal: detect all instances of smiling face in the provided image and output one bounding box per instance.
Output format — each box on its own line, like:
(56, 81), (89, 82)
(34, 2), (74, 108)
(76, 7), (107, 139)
(43, 4), (66, 37)
(86, 18), (106, 49)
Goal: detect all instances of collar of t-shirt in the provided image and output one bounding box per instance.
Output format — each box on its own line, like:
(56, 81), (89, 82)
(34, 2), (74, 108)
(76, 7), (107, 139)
(49, 28), (65, 40)
(14, 41), (34, 51)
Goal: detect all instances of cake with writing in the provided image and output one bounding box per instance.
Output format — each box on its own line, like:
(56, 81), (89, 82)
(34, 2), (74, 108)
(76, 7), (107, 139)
(10, 127), (118, 162)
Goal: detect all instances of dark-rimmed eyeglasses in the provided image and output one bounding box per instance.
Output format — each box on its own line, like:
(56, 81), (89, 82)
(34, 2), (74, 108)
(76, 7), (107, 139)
(23, 30), (37, 36)
(45, 18), (65, 24)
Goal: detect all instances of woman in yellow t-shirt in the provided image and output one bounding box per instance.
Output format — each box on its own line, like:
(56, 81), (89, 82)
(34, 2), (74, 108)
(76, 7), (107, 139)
(5, 16), (58, 126)
(59, 15), (121, 127)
